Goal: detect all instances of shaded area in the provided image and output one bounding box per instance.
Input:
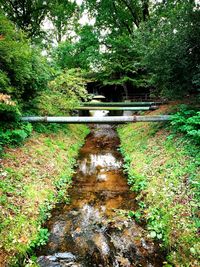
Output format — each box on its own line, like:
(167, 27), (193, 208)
(37, 125), (164, 267)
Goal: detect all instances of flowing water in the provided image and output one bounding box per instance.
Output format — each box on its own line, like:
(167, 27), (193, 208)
(37, 124), (164, 267)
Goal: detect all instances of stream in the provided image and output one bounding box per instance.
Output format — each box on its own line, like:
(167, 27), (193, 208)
(37, 124), (164, 267)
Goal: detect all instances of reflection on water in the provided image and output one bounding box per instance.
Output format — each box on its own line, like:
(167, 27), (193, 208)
(37, 125), (164, 267)
(79, 153), (122, 176)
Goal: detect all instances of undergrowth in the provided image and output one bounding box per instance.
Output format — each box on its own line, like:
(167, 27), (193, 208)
(118, 106), (200, 267)
(0, 93), (33, 155)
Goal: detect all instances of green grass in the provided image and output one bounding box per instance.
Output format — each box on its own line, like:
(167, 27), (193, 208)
(118, 121), (200, 267)
(0, 124), (89, 266)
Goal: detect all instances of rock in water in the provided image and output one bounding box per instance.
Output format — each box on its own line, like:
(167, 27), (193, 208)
(54, 252), (76, 261)
(37, 256), (61, 267)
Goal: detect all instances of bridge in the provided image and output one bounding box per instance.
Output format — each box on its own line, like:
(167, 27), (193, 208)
(22, 101), (171, 124)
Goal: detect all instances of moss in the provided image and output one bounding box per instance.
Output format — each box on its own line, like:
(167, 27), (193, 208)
(0, 124), (89, 266)
(118, 118), (199, 267)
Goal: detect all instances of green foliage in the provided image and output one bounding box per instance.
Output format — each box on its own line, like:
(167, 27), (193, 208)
(75, 25), (101, 70)
(1, 0), (199, 100)
(0, 0), (80, 46)
(128, 210), (142, 223)
(147, 208), (168, 242)
(52, 25), (100, 71)
(0, 0), (49, 40)
(84, 0), (200, 98)
(170, 105), (200, 144)
(33, 123), (69, 134)
(120, 146), (147, 192)
(98, 34), (151, 92)
(35, 68), (89, 116)
(85, 0), (149, 32)
(28, 228), (50, 250)
(0, 94), (32, 152)
(52, 41), (77, 70)
(127, 169), (147, 192)
(141, 0), (200, 97)
(47, 0), (77, 43)
(54, 171), (72, 202)
(0, 122), (32, 148)
(84, 0), (151, 92)
(0, 13), (50, 103)
(0, 94), (21, 121)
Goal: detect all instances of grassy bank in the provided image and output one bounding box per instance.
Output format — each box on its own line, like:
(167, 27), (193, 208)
(0, 124), (89, 266)
(118, 108), (199, 267)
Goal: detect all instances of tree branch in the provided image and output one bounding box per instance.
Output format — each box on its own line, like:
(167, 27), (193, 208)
(119, 0), (140, 28)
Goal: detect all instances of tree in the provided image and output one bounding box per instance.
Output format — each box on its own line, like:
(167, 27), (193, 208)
(0, 13), (50, 103)
(84, 0), (150, 36)
(52, 25), (100, 71)
(35, 68), (89, 115)
(141, 0), (200, 97)
(84, 0), (200, 99)
(83, 0), (151, 95)
(0, 0), (48, 40)
(48, 0), (78, 43)
(0, 0), (79, 43)
(97, 34), (150, 98)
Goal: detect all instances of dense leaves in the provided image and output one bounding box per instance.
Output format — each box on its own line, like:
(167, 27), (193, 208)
(83, 0), (151, 93)
(52, 25), (100, 70)
(1, 0), (200, 95)
(82, 0), (200, 98)
(141, 0), (200, 97)
(47, 0), (78, 43)
(1, 0), (199, 98)
(171, 105), (200, 143)
(97, 34), (151, 96)
(0, 13), (50, 103)
(0, 0), (49, 40)
(84, 0), (149, 32)
(35, 68), (89, 116)
(118, 111), (200, 266)
(0, 94), (32, 153)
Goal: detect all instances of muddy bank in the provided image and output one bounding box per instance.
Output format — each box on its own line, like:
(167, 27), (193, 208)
(37, 125), (164, 267)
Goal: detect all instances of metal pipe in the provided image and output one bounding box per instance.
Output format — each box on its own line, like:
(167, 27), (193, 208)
(21, 115), (171, 124)
(76, 106), (158, 111)
(81, 102), (165, 107)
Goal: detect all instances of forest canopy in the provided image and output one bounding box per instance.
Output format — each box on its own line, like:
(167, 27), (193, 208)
(0, 0), (199, 112)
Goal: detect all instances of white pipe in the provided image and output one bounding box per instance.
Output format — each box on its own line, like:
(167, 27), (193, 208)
(21, 115), (172, 124)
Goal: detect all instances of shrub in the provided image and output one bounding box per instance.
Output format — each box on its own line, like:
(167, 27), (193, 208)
(0, 93), (21, 121)
(171, 105), (200, 144)
(0, 13), (50, 104)
(0, 94), (32, 151)
(35, 68), (89, 116)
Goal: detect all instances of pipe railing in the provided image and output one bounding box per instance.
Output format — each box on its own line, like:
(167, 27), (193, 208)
(21, 115), (172, 124)
(80, 102), (166, 107)
(76, 106), (158, 111)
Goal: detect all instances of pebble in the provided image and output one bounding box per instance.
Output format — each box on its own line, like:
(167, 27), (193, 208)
(48, 256), (57, 261)
(37, 256), (61, 267)
(54, 252), (76, 261)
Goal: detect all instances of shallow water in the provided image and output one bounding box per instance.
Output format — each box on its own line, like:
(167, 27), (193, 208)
(37, 125), (164, 267)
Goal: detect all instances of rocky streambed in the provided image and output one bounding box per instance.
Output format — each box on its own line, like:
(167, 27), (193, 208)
(37, 125), (164, 267)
